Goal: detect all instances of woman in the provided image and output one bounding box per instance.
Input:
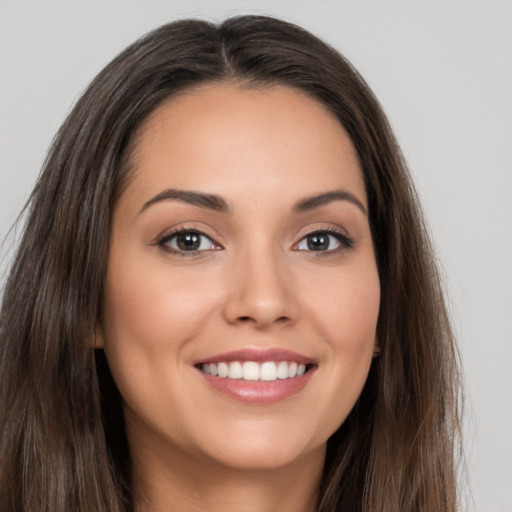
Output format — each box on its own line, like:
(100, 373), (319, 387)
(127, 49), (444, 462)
(0, 15), (462, 512)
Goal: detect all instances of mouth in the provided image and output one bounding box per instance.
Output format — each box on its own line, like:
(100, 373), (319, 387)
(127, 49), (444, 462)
(197, 360), (314, 381)
(194, 349), (317, 403)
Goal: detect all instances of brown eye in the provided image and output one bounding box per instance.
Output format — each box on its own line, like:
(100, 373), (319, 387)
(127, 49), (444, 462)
(158, 230), (219, 253)
(295, 231), (353, 252)
(176, 232), (202, 251)
(306, 234), (331, 251)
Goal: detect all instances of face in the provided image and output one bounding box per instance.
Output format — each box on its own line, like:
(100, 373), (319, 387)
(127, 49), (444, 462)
(97, 84), (380, 473)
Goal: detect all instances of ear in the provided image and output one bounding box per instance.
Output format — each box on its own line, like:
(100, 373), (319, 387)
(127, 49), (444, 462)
(94, 323), (105, 349)
(372, 338), (381, 358)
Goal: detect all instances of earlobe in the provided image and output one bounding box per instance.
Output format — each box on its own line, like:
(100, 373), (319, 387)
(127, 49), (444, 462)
(372, 339), (381, 358)
(94, 324), (104, 349)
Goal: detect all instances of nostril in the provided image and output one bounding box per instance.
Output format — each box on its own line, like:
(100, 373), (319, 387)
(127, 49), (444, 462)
(236, 315), (291, 325)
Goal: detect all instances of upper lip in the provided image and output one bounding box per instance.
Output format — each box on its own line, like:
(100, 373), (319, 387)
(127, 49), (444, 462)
(194, 348), (315, 366)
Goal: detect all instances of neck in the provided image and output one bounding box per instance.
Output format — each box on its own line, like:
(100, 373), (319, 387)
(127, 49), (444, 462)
(130, 433), (325, 512)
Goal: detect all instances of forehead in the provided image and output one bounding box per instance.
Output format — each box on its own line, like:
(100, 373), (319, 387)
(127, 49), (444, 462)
(123, 83), (365, 211)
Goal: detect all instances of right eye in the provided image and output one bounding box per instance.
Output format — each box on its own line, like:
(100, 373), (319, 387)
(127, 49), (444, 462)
(157, 230), (220, 255)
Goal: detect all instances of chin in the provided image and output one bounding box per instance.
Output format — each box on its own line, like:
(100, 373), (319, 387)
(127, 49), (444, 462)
(201, 437), (325, 472)
(183, 416), (331, 473)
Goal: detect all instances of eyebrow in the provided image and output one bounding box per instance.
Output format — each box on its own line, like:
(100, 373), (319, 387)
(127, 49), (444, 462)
(293, 190), (367, 215)
(140, 189), (229, 214)
(139, 188), (366, 216)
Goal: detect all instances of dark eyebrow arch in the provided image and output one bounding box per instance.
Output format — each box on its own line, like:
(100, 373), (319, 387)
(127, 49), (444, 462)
(293, 190), (367, 215)
(139, 189), (229, 214)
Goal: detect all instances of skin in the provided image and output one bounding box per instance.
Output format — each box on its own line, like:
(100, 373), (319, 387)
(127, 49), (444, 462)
(96, 83), (381, 512)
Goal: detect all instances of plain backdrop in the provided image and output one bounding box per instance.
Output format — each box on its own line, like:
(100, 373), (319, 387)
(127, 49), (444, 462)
(1, 1), (511, 511)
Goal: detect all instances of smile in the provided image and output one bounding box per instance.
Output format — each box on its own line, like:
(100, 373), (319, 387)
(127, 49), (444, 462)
(195, 349), (316, 404)
(200, 361), (309, 381)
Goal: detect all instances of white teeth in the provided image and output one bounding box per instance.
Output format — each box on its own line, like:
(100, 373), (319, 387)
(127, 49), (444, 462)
(242, 361), (259, 381)
(276, 361), (289, 379)
(200, 361), (310, 381)
(260, 362), (277, 381)
(228, 361), (243, 379)
(217, 362), (229, 378)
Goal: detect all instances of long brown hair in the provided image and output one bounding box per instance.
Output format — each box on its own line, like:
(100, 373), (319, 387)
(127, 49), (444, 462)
(0, 15), (462, 511)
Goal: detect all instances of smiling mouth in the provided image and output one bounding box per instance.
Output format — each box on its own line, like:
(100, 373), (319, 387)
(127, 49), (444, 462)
(198, 361), (315, 381)
(195, 349), (316, 403)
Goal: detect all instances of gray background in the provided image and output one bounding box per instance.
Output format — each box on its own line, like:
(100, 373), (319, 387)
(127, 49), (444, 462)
(1, 1), (511, 510)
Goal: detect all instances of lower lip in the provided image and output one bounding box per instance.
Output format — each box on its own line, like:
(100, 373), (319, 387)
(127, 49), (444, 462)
(197, 369), (315, 404)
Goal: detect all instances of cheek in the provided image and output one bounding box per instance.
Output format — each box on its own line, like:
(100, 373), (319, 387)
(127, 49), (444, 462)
(301, 259), (380, 429)
(307, 261), (380, 348)
(99, 258), (223, 426)
(102, 255), (219, 355)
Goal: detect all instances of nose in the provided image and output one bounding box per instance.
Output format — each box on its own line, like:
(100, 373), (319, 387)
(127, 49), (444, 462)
(222, 246), (299, 330)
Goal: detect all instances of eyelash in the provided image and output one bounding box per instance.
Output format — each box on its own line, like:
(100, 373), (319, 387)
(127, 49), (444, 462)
(156, 227), (354, 256)
(156, 228), (220, 257)
(294, 228), (354, 254)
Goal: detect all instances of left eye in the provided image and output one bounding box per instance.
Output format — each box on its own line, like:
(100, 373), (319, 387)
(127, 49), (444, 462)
(295, 232), (347, 252)
(160, 230), (218, 253)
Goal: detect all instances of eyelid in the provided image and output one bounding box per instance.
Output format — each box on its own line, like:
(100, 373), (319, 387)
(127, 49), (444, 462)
(292, 225), (354, 252)
(156, 225), (223, 255)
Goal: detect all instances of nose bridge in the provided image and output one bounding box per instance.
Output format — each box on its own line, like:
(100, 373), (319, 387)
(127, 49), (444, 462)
(223, 234), (297, 328)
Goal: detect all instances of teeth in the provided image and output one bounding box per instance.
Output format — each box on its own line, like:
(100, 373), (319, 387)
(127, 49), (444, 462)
(260, 362), (277, 381)
(276, 361), (289, 379)
(200, 361), (310, 381)
(242, 361), (259, 381)
(228, 361), (243, 379)
(217, 362), (229, 378)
